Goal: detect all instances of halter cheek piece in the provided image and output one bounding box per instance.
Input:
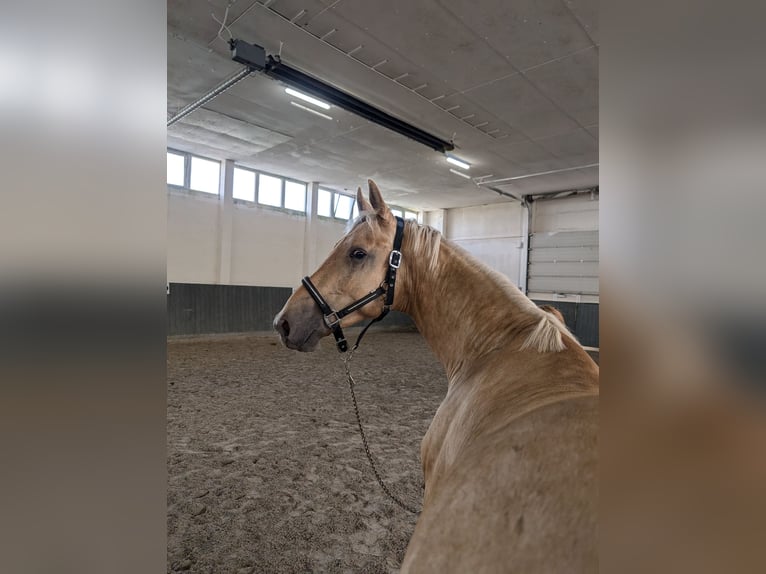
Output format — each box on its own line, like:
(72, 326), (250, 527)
(301, 216), (405, 353)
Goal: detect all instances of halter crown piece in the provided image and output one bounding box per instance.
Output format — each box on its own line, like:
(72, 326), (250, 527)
(301, 216), (405, 353)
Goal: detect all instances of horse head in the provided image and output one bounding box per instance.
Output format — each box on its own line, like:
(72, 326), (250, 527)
(274, 180), (399, 351)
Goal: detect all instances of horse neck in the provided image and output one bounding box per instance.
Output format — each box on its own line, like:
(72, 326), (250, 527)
(396, 236), (539, 379)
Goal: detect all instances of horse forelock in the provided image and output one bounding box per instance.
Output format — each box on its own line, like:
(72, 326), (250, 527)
(345, 211), (375, 234)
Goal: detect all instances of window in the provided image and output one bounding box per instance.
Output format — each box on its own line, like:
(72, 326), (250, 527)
(284, 181), (307, 212)
(319, 188), (358, 220)
(168, 150), (417, 221)
(258, 174), (282, 207)
(333, 193), (354, 220)
(389, 205), (419, 221)
(189, 156), (220, 194)
(167, 151), (185, 186)
(317, 188), (333, 217)
(233, 167), (256, 201)
(315, 190), (420, 222)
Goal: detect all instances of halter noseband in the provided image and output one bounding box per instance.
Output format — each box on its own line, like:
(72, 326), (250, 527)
(301, 216), (405, 353)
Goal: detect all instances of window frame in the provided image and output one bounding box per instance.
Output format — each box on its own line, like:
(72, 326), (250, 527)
(256, 171), (284, 208)
(387, 204), (419, 221)
(167, 151), (414, 220)
(187, 153), (222, 196)
(166, 149), (190, 189)
(234, 166), (308, 214)
(232, 165), (258, 203)
(167, 149), (223, 198)
(332, 191), (355, 220)
(282, 177), (308, 213)
(318, 188), (357, 221)
(316, 188), (420, 222)
(317, 187), (335, 218)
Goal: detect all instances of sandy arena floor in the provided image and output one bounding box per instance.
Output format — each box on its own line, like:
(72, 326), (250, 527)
(167, 330), (446, 574)
(168, 329), (599, 573)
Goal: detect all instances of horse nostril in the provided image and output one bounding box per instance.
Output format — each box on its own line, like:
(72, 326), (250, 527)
(278, 317), (290, 337)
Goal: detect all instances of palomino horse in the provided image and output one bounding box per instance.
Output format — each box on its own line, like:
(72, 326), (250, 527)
(274, 180), (599, 572)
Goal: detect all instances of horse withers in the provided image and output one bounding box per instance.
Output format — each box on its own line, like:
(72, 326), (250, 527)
(274, 180), (599, 573)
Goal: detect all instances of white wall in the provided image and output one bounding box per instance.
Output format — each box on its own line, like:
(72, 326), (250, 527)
(229, 205), (306, 287)
(423, 209), (445, 233)
(168, 178), (598, 297)
(433, 202), (527, 287)
(167, 187), (347, 288)
(167, 191), (221, 284)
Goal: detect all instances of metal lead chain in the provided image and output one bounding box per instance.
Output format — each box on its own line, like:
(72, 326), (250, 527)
(343, 349), (421, 515)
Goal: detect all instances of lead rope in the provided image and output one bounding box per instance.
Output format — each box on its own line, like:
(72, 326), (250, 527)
(343, 347), (421, 515)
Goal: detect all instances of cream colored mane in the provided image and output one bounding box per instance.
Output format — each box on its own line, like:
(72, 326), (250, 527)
(350, 217), (568, 353)
(402, 219), (442, 273)
(404, 219), (567, 352)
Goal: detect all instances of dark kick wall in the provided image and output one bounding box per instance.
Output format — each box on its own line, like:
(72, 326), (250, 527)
(532, 300), (599, 348)
(167, 283), (292, 336)
(167, 283), (414, 337)
(166, 284), (596, 346)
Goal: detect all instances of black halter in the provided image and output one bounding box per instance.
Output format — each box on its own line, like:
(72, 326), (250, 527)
(301, 216), (405, 353)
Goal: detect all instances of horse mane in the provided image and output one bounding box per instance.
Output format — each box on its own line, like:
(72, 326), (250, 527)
(519, 315), (567, 352)
(407, 219), (568, 353)
(403, 219), (441, 272)
(477, 256), (567, 353)
(349, 215), (567, 353)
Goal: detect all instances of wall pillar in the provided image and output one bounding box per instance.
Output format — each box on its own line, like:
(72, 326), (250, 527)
(425, 209), (447, 236)
(217, 159), (234, 284)
(302, 182), (320, 278)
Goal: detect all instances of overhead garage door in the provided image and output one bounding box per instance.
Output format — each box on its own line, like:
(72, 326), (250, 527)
(527, 230), (599, 296)
(527, 194), (599, 347)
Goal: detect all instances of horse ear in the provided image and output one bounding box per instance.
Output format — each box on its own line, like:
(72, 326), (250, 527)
(356, 186), (373, 214)
(368, 179), (390, 218)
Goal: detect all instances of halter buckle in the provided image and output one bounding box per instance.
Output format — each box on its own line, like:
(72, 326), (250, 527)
(324, 311), (341, 329)
(389, 250), (402, 269)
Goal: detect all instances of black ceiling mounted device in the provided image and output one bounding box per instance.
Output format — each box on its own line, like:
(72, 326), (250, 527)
(230, 39), (455, 154)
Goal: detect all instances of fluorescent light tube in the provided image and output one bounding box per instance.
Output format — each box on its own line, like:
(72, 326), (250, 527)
(290, 101), (333, 120)
(285, 87), (330, 110)
(449, 168), (471, 179)
(446, 155), (470, 170)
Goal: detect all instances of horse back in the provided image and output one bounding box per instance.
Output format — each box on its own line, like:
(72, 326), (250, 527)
(402, 394), (598, 573)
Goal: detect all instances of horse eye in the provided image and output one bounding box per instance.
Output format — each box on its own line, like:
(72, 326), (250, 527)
(350, 249), (367, 260)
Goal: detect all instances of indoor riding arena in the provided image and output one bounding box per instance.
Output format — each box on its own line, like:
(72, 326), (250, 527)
(167, 1), (598, 572)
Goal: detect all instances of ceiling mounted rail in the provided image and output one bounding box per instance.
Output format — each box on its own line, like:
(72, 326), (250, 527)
(229, 38), (455, 153)
(224, 1), (513, 142)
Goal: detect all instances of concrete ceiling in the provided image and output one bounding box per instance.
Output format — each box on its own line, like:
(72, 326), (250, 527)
(168, 0), (598, 210)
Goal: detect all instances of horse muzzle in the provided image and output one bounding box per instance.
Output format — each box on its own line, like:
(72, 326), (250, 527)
(273, 304), (327, 352)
